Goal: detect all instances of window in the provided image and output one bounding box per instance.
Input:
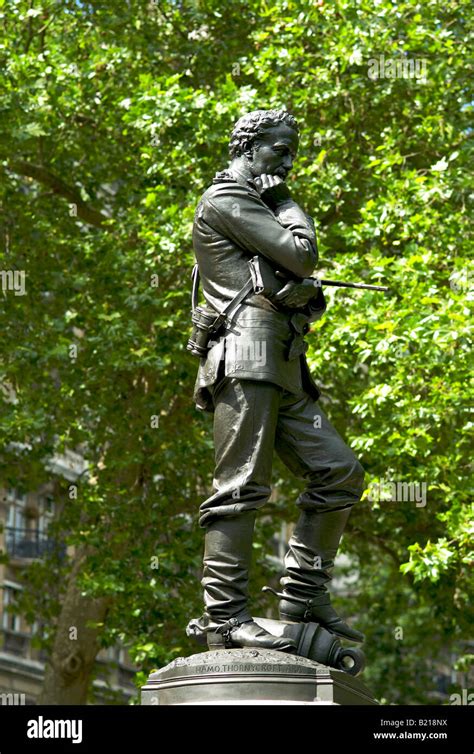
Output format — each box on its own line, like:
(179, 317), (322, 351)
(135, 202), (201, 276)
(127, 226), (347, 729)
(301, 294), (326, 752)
(2, 585), (21, 633)
(6, 489), (28, 530)
(5, 489), (63, 560)
(38, 495), (55, 534)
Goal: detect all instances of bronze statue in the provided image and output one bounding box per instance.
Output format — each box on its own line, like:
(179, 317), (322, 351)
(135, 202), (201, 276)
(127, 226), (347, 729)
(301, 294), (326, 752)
(189, 109), (366, 653)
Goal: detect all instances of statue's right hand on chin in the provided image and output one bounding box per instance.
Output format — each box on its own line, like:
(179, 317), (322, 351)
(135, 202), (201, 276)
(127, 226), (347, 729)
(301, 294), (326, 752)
(253, 173), (283, 194)
(253, 173), (293, 210)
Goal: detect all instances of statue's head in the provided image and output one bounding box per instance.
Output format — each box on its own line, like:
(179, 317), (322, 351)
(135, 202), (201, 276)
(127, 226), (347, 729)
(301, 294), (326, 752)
(229, 109), (299, 180)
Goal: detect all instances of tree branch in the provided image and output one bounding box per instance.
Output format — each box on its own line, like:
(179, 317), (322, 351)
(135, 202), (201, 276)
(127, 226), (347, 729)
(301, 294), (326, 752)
(8, 160), (109, 229)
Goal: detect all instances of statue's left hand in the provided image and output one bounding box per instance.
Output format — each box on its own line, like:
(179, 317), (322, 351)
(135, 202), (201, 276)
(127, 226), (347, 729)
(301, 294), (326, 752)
(273, 278), (319, 308)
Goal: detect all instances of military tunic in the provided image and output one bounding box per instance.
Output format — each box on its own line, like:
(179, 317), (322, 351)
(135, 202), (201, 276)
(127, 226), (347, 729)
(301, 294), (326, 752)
(192, 169), (364, 528)
(192, 169), (325, 412)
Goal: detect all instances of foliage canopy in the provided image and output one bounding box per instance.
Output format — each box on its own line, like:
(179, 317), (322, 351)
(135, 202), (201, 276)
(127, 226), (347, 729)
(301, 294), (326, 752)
(0, 0), (472, 704)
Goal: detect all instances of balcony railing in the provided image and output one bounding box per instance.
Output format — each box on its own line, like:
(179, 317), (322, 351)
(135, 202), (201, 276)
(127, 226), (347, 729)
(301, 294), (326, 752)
(4, 527), (66, 560)
(1, 628), (30, 656)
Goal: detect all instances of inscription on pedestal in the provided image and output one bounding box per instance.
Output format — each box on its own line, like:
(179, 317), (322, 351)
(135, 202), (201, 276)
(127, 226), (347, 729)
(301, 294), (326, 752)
(141, 649), (377, 705)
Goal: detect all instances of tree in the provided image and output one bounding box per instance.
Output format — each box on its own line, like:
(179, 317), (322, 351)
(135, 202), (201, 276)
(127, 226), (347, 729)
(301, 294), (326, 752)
(0, 0), (472, 704)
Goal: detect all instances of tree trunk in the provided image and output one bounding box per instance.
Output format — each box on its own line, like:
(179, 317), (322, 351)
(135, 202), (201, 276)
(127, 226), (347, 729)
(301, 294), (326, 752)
(38, 546), (111, 705)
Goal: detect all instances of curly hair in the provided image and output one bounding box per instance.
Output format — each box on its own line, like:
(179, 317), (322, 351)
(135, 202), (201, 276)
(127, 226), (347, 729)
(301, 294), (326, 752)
(229, 109), (299, 158)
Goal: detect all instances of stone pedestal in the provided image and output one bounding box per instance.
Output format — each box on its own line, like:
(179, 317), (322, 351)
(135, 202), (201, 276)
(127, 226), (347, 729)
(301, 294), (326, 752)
(141, 648), (378, 705)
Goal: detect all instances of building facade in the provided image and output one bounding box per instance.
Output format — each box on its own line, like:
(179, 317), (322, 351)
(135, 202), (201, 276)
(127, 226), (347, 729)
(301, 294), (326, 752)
(0, 453), (137, 705)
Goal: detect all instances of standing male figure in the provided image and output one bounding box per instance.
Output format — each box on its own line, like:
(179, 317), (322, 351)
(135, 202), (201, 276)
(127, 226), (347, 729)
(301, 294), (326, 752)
(191, 109), (365, 652)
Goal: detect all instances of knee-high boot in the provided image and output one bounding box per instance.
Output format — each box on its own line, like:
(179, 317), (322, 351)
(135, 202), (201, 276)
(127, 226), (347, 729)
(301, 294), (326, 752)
(202, 511), (296, 651)
(264, 507), (364, 643)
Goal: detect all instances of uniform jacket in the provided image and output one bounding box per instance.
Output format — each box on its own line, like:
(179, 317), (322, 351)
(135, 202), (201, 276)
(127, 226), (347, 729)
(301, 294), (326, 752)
(192, 169), (326, 412)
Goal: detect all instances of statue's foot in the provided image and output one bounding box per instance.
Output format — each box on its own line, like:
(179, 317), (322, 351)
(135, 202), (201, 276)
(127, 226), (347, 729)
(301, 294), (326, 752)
(280, 595), (365, 643)
(263, 586), (365, 644)
(207, 617), (296, 653)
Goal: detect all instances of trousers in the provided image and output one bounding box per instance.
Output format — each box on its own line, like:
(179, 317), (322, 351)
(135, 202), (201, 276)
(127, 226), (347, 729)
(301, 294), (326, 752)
(199, 376), (365, 528)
